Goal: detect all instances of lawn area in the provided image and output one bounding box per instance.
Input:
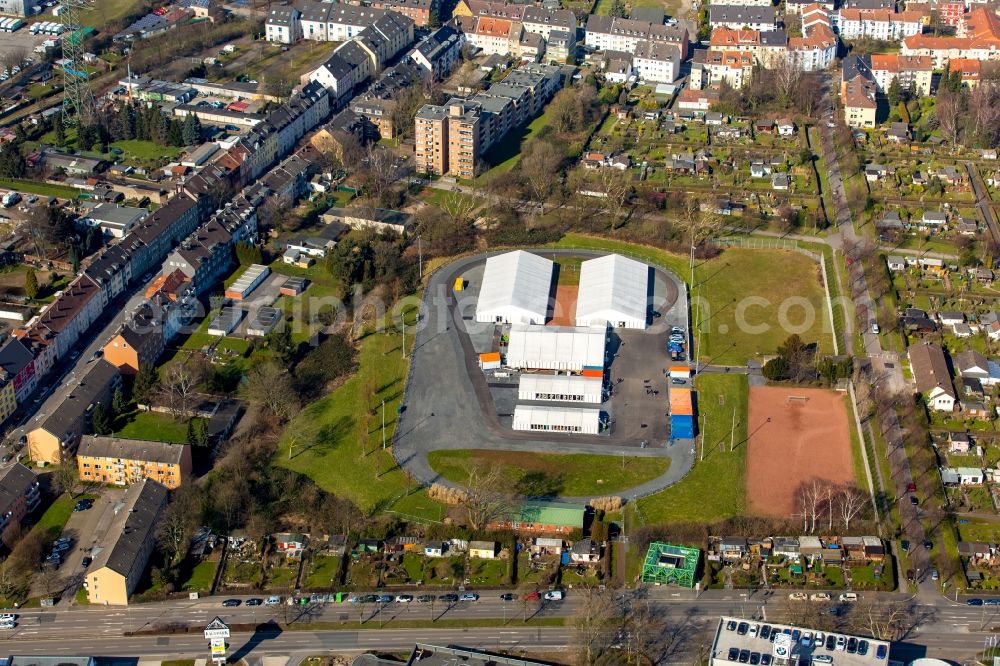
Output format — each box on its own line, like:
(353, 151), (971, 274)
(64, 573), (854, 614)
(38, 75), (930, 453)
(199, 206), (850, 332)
(427, 450), (670, 498)
(554, 256), (584, 286)
(545, 234), (833, 365)
(34, 492), (96, 542)
(72, 0), (143, 28)
(480, 108), (553, 175)
(268, 564), (299, 588)
(958, 521), (1000, 542)
(303, 555), (342, 589)
(630, 373), (748, 524)
(595, 0), (684, 17)
(467, 558), (508, 586)
(114, 139), (182, 164)
(275, 307), (445, 518)
(181, 560), (218, 593)
(0, 178), (80, 200)
(114, 411), (206, 444)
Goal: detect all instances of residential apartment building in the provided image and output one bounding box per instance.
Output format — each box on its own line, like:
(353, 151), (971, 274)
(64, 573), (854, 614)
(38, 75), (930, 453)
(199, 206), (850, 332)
(842, 75), (878, 127)
(950, 57), (981, 87)
(902, 7), (1000, 68)
(0, 337), (36, 408)
(266, 6), (301, 44)
(370, 0), (438, 26)
(520, 6), (576, 41)
(834, 8), (923, 41)
(102, 295), (186, 375)
(708, 27), (788, 67)
(868, 53), (933, 96)
(0, 463), (39, 546)
(408, 25), (464, 79)
(633, 40), (681, 83)
(707, 5), (778, 31)
(469, 16), (522, 55)
(27, 359), (121, 464)
(585, 15), (689, 58)
(0, 373), (15, 427)
(33, 275), (102, 362)
(163, 217), (234, 296)
(788, 7), (837, 71)
(785, 0), (834, 13)
(937, 0), (965, 27)
(86, 479), (168, 605)
(415, 63), (562, 178)
(78, 435), (192, 490)
(693, 50), (755, 88)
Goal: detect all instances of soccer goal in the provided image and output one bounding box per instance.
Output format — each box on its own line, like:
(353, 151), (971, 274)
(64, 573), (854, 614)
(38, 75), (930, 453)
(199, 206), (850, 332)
(786, 395), (810, 404)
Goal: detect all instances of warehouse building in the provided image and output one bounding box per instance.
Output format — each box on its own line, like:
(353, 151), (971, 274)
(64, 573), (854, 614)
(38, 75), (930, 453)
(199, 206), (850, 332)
(475, 251), (554, 325)
(506, 324), (606, 371)
(512, 405), (601, 434)
(575, 254), (650, 329)
(518, 374), (603, 403)
(207, 307), (244, 336)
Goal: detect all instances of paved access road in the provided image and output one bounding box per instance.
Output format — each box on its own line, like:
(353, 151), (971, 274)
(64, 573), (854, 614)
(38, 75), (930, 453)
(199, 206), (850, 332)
(394, 249), (694, 502)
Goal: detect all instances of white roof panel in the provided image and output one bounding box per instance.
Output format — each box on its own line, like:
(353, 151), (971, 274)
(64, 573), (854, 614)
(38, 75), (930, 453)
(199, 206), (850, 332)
(519, 374), (603, 397)
(512, 405), (601, 429)
(476, 251), (554, 323)
(576, 254), (649, 328)
(506, 324), (606, 370)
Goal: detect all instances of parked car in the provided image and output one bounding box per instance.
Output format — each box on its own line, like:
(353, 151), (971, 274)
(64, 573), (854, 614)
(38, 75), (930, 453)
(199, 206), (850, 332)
(523, 591), (540, 601)
(0, 614), (17, 622)
(671, 378), (686, 385)
(264, 596), (282, 605)
(417, 595), (434, 603)
(924, 540), (934, 550)
(438, 594), (458, 602)
(81, 556), (91, 567)
(499, 593), (514, 601)
(221, 599), (241, 607)
(906, 482), (916, 493)
(245, 598), (263, 606)
(73, 499), (93, 512)
(544, 590), (564, 601)
(809, 592), (831, 602)
(835, 635), (847, 651)
(931, 569), (939, 580)
(395, 595), (413, 603)
(460, 593), (479, 602)
(910, 495), (919, 506)
(901, 540), (909, 552)
(985, 598), (1000, 606)
(377, 595), (393, 603)
(838, 593), (857, 602)
(788, 592), (807, 601)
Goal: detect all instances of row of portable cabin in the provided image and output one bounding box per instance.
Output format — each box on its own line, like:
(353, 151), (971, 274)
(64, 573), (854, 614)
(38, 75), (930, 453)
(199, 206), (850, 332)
(30, 21), (65, 34)
(669, 386), (695, 439)
(0, 18), (24, 31)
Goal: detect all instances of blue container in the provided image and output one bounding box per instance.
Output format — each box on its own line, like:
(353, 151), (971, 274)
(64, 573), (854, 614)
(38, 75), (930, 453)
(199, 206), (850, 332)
(561, 552), (570, 566)
(670, 414), (696, 439)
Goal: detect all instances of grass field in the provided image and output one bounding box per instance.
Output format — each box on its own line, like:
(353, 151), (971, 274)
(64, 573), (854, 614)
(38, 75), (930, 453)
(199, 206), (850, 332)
(427, 450), (671, 498)
(114, 411), (206, 444)
(546, 234), (833, 366)
(275, 308), (444, 518)
(181, 560), (218, 592)
(0, 179), (80, 200)
(114, 139), (182, 164)
(481, 108), (554, 175)
(630, 373), (748, 524)
(35, 492), (97, 541)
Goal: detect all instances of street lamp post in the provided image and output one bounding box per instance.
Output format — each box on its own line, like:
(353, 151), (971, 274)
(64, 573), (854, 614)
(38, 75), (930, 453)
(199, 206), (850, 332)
(381, 399), (386, 450)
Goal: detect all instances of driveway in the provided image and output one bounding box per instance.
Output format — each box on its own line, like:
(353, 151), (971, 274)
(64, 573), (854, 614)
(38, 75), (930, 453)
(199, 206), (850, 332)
(393, 249), (695, 502)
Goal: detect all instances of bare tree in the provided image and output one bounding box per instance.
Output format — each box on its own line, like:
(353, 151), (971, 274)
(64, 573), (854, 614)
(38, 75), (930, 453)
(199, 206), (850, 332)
(796, 479), (826, 533)
(463, 463), (515, 531)
(358, 144), (399, 207)
(159, 363), (201, 419)
(599, 168), (633, 229)
(240, 361), (299, 423)
(935, 91), (963, 148)
(156, 487), (201, 568)
(439, 190), (479, 229)
(519, 139), (563, 215)
(774, 58), (802, 108)
(625, 597), (672, 664)
(52, 459), (82, 498)
(847, 598), (918, 641)
(838, 484), (869, 531)
(573, 586), (619, 666)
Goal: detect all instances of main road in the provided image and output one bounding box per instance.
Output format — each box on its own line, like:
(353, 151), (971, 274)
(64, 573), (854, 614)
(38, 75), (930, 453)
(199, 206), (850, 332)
(5, 589), (1000, 661)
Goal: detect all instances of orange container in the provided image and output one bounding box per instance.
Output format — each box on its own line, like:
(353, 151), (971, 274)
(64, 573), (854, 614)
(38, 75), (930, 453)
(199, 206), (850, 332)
(670, 388), (694, 416)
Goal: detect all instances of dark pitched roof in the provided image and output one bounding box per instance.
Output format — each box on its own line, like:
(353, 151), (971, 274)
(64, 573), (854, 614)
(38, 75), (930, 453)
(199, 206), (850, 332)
(79, 435), (187, 466)
(90, 478), (168, 577)
(0, 463), (36, 517)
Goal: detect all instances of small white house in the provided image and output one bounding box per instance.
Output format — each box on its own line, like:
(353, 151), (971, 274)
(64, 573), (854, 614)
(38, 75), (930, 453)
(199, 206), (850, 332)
(939, 311), (966, 327)
(923, 211), (948, 227)
(886, 256), (906, 272)
(941, 466), (984, 486)
(949, 432), (972, 454)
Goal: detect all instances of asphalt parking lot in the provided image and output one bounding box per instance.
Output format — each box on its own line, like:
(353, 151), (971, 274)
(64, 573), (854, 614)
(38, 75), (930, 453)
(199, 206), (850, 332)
(32, 489), (126, 601)
(394, 250), (695, 501)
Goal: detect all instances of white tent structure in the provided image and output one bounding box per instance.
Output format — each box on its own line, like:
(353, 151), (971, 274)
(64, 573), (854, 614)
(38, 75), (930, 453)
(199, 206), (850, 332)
(512, 405), (601, 434)
(506, 324), (607, 371)
(575, 254), (650, 329)
(518, 375), (603, 404)
(475, 251), (554, 325)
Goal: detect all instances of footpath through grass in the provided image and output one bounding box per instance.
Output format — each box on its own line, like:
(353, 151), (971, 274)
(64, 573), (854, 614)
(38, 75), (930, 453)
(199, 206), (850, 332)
(427, 449), (670, 497)
(546, 234), (833, 365)
(275, 309), (443, 519)
(631, 373), (748, 524)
